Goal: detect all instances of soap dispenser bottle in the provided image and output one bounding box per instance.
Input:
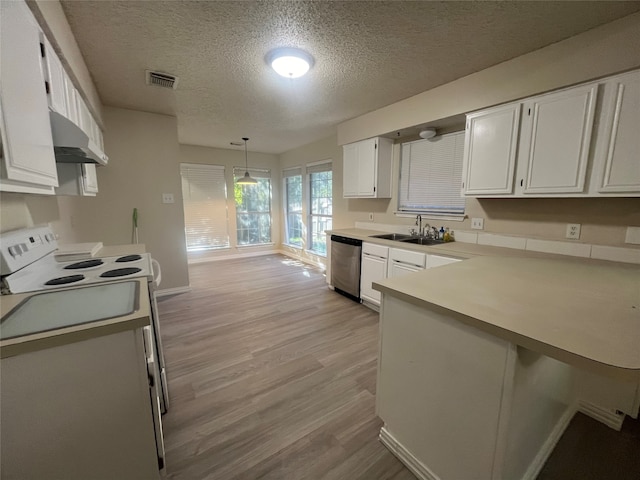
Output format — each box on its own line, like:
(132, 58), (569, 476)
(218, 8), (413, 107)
(439, 226), (445, 240)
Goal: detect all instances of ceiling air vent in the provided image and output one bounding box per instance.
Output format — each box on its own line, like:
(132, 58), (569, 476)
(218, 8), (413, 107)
(145, 70), (178, 89)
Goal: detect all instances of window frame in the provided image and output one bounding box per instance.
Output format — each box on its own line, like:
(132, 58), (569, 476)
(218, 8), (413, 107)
(306, 160), (333, 257)
(397, 131), (466, 219)
(233, 167), (273, 247)
(283, 167), (303, 248)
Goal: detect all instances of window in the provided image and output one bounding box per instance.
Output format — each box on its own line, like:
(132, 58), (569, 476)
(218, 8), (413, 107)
(234, 167), (272, 246)
(398, 131), (466, 216)
(307, 161), (332, 256)
(180, 163), (229, 251)
(283, 167), (303, 247)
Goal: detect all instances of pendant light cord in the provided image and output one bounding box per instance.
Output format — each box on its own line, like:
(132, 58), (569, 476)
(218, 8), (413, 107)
(243, 137), (249, 171)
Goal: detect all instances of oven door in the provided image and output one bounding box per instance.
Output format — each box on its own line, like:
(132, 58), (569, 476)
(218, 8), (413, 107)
(143, 326), (166, 470)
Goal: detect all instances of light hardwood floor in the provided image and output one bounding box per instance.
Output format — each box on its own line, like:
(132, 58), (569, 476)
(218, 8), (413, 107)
(158, 254), (416, 480)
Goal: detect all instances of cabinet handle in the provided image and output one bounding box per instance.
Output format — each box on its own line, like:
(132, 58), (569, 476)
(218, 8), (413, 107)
(520, 179), (524, 187)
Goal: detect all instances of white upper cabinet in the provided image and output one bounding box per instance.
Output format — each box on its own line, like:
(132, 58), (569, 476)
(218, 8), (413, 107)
(343, 137), (393, 198)
(592, 70), (640, 194)
(462, 70), (639, 198)
(43, 37), (67, 116)
(0, 0), (58, 194)
(462, 103), (521, 195)
(517, 83), (597, 194)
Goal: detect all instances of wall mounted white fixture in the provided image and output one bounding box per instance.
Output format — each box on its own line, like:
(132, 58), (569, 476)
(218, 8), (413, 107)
(419, 128), (437, 139)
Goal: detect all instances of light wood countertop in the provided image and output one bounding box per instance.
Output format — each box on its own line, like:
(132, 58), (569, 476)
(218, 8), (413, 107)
(96, 243), (147, 257)
(0, 278), (151, 358)
(373, 256), (640, 380)
(327, 228), (635, 264)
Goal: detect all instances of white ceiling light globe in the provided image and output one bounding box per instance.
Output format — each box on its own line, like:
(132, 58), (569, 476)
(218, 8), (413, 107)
(266, 48), (314, 79)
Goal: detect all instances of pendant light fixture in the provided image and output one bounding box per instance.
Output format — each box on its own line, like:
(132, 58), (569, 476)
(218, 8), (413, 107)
(236, 137), (258, 185)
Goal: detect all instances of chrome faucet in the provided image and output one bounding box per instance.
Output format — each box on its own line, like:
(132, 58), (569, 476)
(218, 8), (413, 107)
(415, 215), (422, 237)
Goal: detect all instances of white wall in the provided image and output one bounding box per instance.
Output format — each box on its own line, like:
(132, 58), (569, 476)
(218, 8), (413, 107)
(337, 12), (640, 145)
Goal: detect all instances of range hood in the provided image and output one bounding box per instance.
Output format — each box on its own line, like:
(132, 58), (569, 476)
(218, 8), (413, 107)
(49, 111), (108, 166)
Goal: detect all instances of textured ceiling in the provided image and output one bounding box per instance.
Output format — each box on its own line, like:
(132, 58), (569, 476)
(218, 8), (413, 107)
(60, 1), (640, 154)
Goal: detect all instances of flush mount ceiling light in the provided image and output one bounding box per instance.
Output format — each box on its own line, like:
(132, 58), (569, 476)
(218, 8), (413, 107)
(419, 128), (437, 139)
(236, 137), (258, 185)
(266, 47), (314, 79)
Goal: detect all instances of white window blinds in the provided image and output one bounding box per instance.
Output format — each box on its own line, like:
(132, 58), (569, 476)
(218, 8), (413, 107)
(399, 131), (466, 216)
(283, 166), (302, 177)
(233, 167), (271, 179)
(180, 163), (229, 251)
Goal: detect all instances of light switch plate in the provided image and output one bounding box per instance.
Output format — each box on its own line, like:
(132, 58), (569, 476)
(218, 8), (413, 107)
(471, 218), (484, 230)
(162, 193), (174, 204)
(566, 223), (581, 240)
(625, 226), (640, 245)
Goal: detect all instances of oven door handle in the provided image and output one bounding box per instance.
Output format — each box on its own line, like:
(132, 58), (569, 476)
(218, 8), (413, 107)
(151, 258), (162, 288)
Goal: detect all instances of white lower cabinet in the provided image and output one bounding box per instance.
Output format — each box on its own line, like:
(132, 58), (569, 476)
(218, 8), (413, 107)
(388, 248), (426, 278)
(360, 243), (389, 305)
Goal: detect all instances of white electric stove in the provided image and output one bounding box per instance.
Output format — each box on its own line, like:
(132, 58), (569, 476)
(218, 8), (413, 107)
(0, 225), (169, 415)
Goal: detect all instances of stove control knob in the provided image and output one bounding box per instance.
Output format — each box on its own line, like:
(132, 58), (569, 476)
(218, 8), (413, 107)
(8, 245), (19, 256)
(19, 243), (28, 253)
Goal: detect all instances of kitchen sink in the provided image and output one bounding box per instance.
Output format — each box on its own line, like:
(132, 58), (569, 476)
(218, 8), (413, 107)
(369, 233), (414, 241)
(400, 237), (446, 246)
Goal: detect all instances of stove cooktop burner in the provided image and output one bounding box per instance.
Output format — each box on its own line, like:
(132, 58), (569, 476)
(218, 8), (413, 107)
(45, 274), (85, 286)
(64, 259), (104, 270)
(115, 255), (142, 263)
(100, 267), (142, 278)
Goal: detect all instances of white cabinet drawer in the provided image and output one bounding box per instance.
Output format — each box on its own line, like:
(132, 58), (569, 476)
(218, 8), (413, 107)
(389, 248), (426, 268)
(363, 242), (389, 258)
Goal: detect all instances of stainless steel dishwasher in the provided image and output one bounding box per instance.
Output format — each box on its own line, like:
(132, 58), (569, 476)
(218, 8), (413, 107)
(330, 235), (362, 303)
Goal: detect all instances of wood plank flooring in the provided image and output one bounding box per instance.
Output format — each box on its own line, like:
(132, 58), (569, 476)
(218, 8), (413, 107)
(158, 254), (416, 480)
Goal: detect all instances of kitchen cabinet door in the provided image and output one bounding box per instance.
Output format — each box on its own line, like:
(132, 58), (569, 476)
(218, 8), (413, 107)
(594, 70), (640, 194)
(343, 137), (393, 198)
(357, 138), (377, 196)
(462, 103), (521, 196)
(518, 83), (597, 194)
(82, 164), (99, 194)
(75, 92), (94, 139)
(0, 0), (57, 193)
(388, 261), (424, 278)
(42, 37), (67, 116)
(63, 73), (80, 126)
(343, 143), (359, 197)
(361, 245), (388, 306)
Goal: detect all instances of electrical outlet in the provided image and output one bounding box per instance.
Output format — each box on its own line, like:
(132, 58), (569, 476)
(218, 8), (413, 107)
(566, 223), (581, 240)
(471, 218), (484, 230)
(162, 193), (174, 204)
(368, 212), (374, 221)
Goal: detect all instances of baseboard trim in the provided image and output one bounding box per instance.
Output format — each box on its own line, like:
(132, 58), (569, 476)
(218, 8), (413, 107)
(578, 400), (625, 431)
(155, 286), (191, 298)
(521, 405), (576, 480)
(379, 426), (440, 480)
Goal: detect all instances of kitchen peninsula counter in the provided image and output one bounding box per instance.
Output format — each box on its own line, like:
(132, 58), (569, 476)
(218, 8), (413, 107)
(371, 253), (640, 480)
(374, 255), (640, 380)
